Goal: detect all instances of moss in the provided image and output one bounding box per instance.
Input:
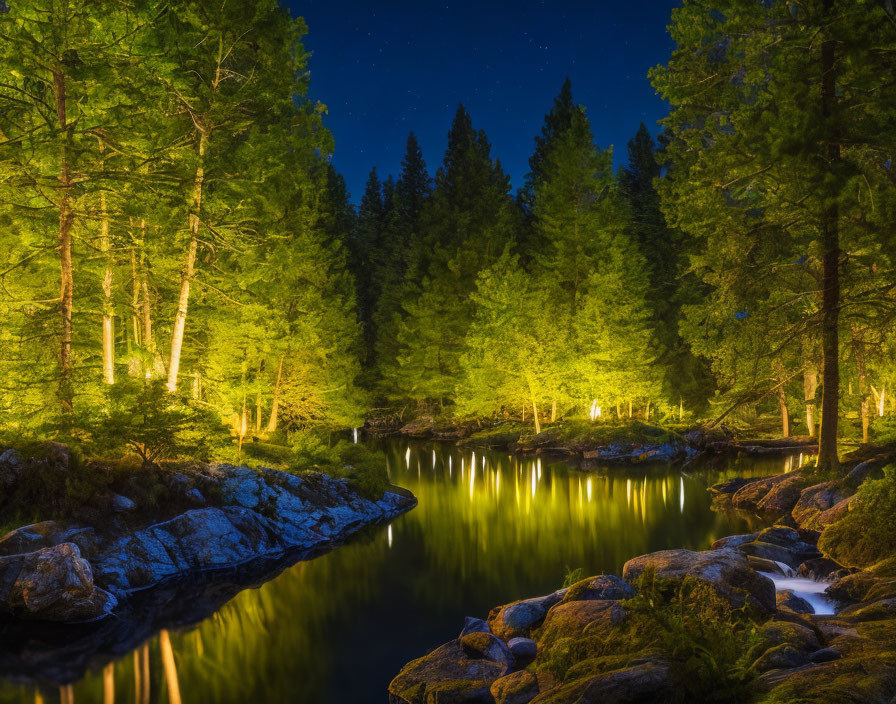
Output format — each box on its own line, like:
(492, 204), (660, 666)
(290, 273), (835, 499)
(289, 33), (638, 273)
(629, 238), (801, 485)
(819, 464), (896, 568)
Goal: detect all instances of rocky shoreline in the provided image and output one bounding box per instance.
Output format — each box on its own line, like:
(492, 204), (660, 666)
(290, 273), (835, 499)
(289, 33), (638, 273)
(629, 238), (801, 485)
(387, 449), (896, 704)
(0, 447), (416, 624)
(368, 415), (820, 465)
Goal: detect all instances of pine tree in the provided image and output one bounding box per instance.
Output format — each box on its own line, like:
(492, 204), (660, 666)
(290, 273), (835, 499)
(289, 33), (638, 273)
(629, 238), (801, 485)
(653, 0), (896, 468)
(389, 106), (517, 406)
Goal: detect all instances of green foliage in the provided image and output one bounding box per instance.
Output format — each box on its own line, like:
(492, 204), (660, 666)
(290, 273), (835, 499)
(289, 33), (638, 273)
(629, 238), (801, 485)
(561, 566), (586, 588)
(289, 434), (390, 500)
(819, 464), (896, 568)
(626, 571), (758, 703)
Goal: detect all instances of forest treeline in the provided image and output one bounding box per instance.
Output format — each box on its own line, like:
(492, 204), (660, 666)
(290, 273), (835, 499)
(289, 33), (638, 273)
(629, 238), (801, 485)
(1, 0), (895, 470)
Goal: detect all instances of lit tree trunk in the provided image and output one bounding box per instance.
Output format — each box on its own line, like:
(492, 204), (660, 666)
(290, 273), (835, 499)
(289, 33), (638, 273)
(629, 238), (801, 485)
(141, 643), (150, 704)
(130, 247), (140, 350)
(550, 399), (557, 423)
(141, 252), (152, 351)
(628, 400), (632, 419)
(255, 393), (262, 433)
(54, 69), (74, 412)
(166, 133), (207, 392)
(526, 374), (541, 434)
(132, 649), (141, 704)
(159, 630), (182, 704)
(778, 385), (790, 438)
(645, 400), (651, 422)
(100, 189), (115, 385)
(616, 403), (622, 419)
(804, 370), (819, 438)
(816, 0), (841, 474)
(854, 334), (871, 444)
(521, 403), (525, 424)
(265, 355), (285, 433)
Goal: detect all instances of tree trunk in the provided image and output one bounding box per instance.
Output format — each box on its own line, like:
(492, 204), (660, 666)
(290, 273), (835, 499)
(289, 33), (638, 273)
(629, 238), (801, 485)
(130, 247), (141, 350)
(778, 385), (791, 438)
(100, 188), (115, 385)
(645, 400), (651, 422)
(550, 399), (557, 423)
(616, 403), (622, 419)
(255, 393), (262, 433)
(141, 250), (152, 352)
(54, 69), (74, 412)
(816, 2), (841, 474)
(804, 370), (819, 438)
(679, 397), (684, 422)
(526, 375), (541, 434)
(628, 400), (632, 419)
(166, 133), (207, 392)
(854, 334), (871, 444)
(266, 355), (285, 433)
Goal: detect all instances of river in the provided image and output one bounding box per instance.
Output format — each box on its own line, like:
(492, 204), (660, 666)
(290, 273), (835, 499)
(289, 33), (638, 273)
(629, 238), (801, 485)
(0, 438), (798, 703)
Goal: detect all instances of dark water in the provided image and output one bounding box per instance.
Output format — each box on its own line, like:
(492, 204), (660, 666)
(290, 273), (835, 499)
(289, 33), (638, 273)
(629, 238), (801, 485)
(0, 439), (799, 704)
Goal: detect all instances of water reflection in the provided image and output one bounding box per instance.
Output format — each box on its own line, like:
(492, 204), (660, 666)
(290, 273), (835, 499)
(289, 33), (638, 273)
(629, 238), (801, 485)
(0, 440), (789, 704)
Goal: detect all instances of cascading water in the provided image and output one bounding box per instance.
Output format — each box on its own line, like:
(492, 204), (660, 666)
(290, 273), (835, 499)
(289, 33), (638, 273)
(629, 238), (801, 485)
(758, 563), (836, 615)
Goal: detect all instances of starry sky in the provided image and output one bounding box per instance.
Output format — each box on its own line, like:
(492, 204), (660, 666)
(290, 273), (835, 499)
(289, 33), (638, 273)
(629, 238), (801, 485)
(283, 0), (680, 202)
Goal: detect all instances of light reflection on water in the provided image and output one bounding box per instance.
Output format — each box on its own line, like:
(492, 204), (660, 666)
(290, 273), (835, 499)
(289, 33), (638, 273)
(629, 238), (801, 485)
(0, 439), (792, 704)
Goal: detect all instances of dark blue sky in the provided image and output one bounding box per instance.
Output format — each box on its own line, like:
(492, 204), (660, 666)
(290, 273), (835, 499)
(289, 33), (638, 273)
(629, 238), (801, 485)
(284, 1), (679, 202)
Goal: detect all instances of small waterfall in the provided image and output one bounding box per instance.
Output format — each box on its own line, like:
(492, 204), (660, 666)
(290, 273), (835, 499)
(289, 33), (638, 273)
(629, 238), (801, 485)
(758, 569), (836, 615)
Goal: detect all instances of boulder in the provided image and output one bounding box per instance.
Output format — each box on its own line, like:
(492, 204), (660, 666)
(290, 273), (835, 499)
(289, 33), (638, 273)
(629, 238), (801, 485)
(491, 670), (539, 704)
(755, 473), (812, 518)
(0, 447), (23, 490)
(388, 639), (505, 704)
(730, 473), (791, 511)
(809, 648), (841, 664)
(708, 478), (760, 507)
(622, 548), (776, 613)
(561, 575), (635, 603)
(538, 600), (627, 647)
(530, 661), (670, 704)
(461, 616), (492, 637)
(111, 493), (137, 512)
(489, 590), (567, 640)
(792, 480), (851, 529)
(711, 533), (758, 550)
(507, 637), (537, 664)
(0, 521), (59, 556)
(752, 644), (808, 672)
(814, 495), (855, 528)
(460, 631), (514, 669)
(798, 557), (845, 582)
(776, 590), (814, 614)
(220, 466), (276, 510)
(825, 558), (896, 604)
(0, 543), (116, 621)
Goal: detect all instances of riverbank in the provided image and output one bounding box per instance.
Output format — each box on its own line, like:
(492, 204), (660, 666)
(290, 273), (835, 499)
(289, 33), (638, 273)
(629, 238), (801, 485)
(0, 443), (416, 623)
(367, 415), (820, 465)
(388, 445), (896, 703)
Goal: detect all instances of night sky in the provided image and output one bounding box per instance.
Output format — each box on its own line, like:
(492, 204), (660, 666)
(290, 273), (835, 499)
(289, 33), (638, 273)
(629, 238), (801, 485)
(284, 0), (680, 202)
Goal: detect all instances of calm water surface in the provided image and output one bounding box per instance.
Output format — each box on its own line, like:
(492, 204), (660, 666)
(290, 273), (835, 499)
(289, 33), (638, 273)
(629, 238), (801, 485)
(0, 438), (798, 704)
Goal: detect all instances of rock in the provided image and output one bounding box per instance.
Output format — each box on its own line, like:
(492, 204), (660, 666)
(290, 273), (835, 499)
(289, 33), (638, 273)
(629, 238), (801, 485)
(561, 575), (635, 603)
(776, 590), (814, 614)
(187, 488), (206, 505)
(539, 600), (627, 647)
(0, 448), (23, 490)
(792, 480), (851, 528)
(711, 533), (758, 549)
(0, 543), (116, 621)
(220, 466), (276, 510)
(752, 644), (808, 672)
(798, 557), (844, 582)
(530, 661), (670, 703)
(460, 631), (514, 668)
(809, 647), (841, 663)
(825, 558), (896, 604)
(730, 473), (791, 511)
(388, 639), (505, 704)
(815, 495), (855, 527)
(756, 473), (811, 518)
(0, 521), (59, 556)
(738, 541), (803, 568)
(111, 493), (137, 512)
(749, 620), (821, 656)
(399, 417), (435, 438)
(461, 616), (492, 637)
(747, 555), (791, 575)
(489, 590), (567, 640)
(709, 477), (760, 505)
(507, 637), (537, 663)
(491, 670), (539, 704)
(622, 548), (776, 613)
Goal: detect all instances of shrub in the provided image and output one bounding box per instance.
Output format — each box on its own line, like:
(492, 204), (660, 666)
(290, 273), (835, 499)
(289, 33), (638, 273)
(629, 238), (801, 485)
(289, 433), (390, 500)
(818, 464), (896, 568)
(625, 571), (758, 703)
